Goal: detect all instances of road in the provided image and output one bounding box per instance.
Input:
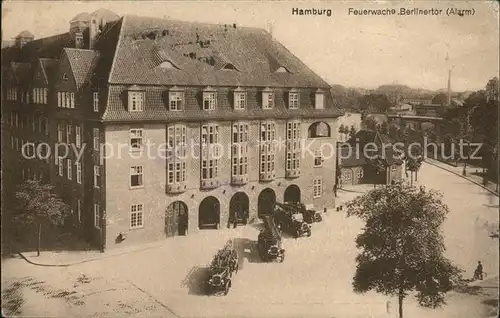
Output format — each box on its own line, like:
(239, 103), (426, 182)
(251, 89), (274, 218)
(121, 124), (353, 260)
(2, 163), (498, 317)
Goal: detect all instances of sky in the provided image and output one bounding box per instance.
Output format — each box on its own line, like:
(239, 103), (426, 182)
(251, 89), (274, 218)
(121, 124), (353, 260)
(2, 0), (499, 92)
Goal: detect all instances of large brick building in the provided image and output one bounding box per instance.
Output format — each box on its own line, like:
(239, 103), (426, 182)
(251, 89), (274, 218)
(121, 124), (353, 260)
(2, 10), (343, 250)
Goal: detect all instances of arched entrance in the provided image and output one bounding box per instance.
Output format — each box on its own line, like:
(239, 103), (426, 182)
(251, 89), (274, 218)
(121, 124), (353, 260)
(199, 196), (220, 229)
(229, 192), (249, 227)
(258, 188), (276, 219)
(284, 184), (301, 204)
(165, 201), (188, 237)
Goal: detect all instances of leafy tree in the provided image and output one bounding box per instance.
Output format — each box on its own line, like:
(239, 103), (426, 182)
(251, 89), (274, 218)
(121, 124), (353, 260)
(380, 121), (390, 135)
(363, 116), (378, 131)
(366, 155), (388, 188)
(406, 154), (423, 184)
(13, 180), (70, 256)
(431, 92), (448, 105)
(359, 94), (393, 113)
(485, 76), (498, 102)
(338, 124), (346, 141)
(346, 182), (463, 318)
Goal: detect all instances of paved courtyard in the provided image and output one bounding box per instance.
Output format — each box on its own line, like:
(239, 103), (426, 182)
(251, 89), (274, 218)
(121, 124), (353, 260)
(2, 163), (498, 317)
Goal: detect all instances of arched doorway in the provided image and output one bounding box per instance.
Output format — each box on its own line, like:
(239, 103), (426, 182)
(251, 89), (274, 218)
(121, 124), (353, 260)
(229, 192), (249, 227)
(284, 184), (301, 204)
(165, 201), (188, 237)
(199, 196), (220, 229)
(258, 188), (276, 219)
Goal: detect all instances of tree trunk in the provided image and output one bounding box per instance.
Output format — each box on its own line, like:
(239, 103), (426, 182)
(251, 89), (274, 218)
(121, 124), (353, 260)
(415, 170), (418, 181)
(410, 172), (413, 186)
(398, 294), (404, 318)
(37, 223), (42, 257)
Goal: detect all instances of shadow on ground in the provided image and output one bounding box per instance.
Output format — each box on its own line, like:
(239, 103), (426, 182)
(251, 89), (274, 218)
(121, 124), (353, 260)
(181, 266), (211, 296)
(233, 237), (262, 265)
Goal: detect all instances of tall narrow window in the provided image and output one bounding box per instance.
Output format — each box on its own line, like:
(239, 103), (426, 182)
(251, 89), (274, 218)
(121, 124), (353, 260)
(166, 125), (187, 186)
(130, 166), (144, 188)
(57, 92), (61, 107)
(129, 129), (143, 152)
(93, 165), (100, 188)
(93, 128), (99, 151)
(202, 89), (217, 110)
(315, 89), (324, 109)
(93, 92), (99, 112)
(286, 120), (301, 176)
(233, 88), (246, 110)
(232, 122), (249, 179)
(128, 91), (144, 111)
(75, 126), (81, 148)
(70, 92), (75, 108)
(43, 88), (47, 104)
(77, 199), (81, 223)
(67, 159), (72, 180)
(94, 203), (100, 228)
(262, 88), (274, 109)
(66, 124), (72, 144)
(314, 149), (323, 167)
(169, 89), (184, 111)
(313, 177), (323, 198)
(288, 90), (300, 109)
(58, 157), (64, 176)
(130, 204), (144, 229)
(76, 161), (82, 184)
(260, 121), (276, 175)
(200, 124), (219, 184)
(57, 124), (63, 143)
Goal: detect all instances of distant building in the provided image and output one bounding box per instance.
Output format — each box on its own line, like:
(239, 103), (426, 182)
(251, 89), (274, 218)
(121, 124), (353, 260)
(414, 103), (443, 117)
(403, 98), (433, 105)
(337, 130), (403, 186)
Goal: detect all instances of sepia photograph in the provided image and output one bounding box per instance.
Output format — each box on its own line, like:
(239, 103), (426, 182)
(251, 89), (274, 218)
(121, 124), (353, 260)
(1, 1), (499, 317)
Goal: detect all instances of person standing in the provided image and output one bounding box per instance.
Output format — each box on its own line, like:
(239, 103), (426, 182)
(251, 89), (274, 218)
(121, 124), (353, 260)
(474, 261), (484, 280)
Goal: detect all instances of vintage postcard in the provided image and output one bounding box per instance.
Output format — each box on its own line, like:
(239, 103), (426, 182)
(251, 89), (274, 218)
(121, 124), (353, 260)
(1, 1), (498, 317)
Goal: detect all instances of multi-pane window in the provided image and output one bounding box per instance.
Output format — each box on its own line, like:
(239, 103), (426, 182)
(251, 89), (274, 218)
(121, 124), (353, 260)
(76, 161), (82, 184)
(315, 91), (324, 109)
(313, 177), (323, 198)
(203, 91), (217, 110)
(130, 204), (144, 229)
(43, 88), (47, 104)
(128, 92), (144, 111)
(200, 124), (219, 182)
(234, 90), (246, 110)
(67, 159), (72, 180)
(58, 157), (64, 176)
(57, 92), (61, 107)
(7, 87), (18, 101)
(66, 124), (72, 144)
(169, 91), (183, 111)
(93, 165), (100, 188)
(94, 203), (100, 228)
(262, 90), (274, 109)
(32, 88), (47, 104)
(314, 149), (323, 167)
(286, 121), (301, 171)
(260, 121), (276, 174)
(129, 129), (143, 152)
(167, 125), (187, 184)
(70, 92), (75, 108)
(201, 159), (218, 180)
(75, 126), (81, 148)
(232, 122), (249, 176)
(130, 166), (144, 188)
(93, 128), (99, 150)
(288, 91), (300, 109)
(93, 92), (99, 112)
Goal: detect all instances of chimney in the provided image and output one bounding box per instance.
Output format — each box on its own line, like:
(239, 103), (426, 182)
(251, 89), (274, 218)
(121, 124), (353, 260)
(89, 18), (99, 49)
(447, 68), (452, 106)
(75, 32), (84, 49)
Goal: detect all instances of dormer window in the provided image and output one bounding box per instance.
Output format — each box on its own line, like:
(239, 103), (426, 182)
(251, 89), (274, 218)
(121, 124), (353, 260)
(62, 73), (68, 81)
(203, 87), (217, 110)
(275, 66), (290, 73)
(262, 88), (274, 109)
(315, 89), (324, 110)
(288, 89), (299, 109)
(127, 85), (144, 112)
(234, 87), (246, 110)
(169, 86), (184, 111)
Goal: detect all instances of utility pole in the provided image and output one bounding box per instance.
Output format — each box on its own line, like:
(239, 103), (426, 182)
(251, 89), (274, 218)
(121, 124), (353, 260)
(445, 53), (452, 107)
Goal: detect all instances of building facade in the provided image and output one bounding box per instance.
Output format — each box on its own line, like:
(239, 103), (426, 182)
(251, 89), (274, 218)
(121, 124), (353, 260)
(2, 10), (343, 250)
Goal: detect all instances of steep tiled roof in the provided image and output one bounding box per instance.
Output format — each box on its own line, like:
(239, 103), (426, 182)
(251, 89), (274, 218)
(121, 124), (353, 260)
(64, 48), (100, 89)
(108, 15), (330, 88)
(343, 129), (402, 166)
(11, 62), (32, 84)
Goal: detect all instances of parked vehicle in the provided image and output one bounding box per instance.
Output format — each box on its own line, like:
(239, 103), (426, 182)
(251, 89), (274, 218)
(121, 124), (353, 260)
(205, 240), (239, 295)
(257, 215), (285, 262)
(286, 202), (323, 224)
(274, 202), (312, 238)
